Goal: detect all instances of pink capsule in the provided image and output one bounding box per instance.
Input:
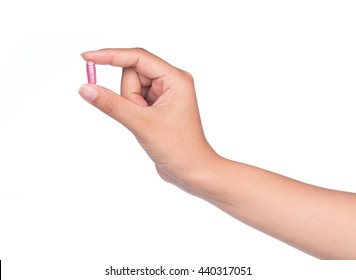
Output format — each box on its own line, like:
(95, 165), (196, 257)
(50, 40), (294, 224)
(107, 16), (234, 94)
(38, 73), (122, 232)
(86, 61), (97, 84)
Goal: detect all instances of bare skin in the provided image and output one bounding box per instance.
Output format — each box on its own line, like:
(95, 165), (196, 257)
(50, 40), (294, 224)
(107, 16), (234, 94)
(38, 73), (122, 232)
(79, 48), (356, 259)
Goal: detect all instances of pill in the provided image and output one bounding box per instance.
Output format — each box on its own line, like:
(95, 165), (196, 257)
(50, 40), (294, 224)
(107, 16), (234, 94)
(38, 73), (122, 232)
(86, 61), (97, 84)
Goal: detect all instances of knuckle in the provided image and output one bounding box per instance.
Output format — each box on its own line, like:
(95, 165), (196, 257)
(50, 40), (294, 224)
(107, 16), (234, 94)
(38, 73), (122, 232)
(180, 70), (194, 83)
(183, 70), (194, 80)
(132, 47), (147, 54)
(102, 95), (119, 116)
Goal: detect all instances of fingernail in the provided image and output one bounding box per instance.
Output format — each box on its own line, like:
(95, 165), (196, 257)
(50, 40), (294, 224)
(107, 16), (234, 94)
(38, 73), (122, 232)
(79, 84), (98, 102)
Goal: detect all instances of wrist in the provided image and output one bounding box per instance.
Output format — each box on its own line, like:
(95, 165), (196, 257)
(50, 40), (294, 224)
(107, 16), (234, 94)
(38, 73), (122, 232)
(172, 147), (229, 201)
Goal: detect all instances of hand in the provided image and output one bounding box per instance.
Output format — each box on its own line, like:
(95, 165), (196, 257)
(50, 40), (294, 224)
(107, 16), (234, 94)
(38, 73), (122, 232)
(79, 48), (356, 259)
(79, 48), (218, 195)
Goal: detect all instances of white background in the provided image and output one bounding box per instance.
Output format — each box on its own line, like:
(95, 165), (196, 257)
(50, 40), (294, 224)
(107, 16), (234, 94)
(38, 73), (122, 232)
(1, 0), (356, 279)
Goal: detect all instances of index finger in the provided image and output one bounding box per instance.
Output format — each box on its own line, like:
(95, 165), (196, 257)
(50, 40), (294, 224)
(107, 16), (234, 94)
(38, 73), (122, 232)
(81, 48), (175, 79)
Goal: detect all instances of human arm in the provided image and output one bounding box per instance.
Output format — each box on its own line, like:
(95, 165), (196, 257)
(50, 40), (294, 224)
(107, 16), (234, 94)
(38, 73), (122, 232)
(195, 158), (356, 259)
(79, 48), (356, 259)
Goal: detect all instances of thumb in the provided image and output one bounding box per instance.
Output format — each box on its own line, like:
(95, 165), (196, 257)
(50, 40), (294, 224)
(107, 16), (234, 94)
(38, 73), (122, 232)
(78, 84), (144, 132)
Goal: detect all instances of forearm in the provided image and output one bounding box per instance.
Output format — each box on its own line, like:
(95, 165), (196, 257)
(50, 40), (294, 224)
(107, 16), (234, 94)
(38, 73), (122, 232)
(184, 155), (356, 259)
(80, 48), (356, 260)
